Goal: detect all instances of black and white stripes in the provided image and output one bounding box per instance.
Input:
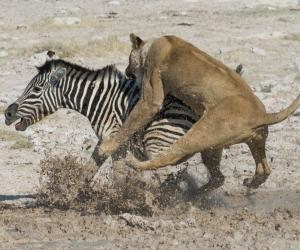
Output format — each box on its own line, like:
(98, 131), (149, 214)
(9, 59), (197, 158)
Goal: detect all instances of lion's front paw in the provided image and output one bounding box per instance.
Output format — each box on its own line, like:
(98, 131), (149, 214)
(99, 138), (120, 157)
(124, 151), (148, 171)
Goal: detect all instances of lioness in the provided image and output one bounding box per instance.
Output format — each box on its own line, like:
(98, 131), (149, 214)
(98, 34), (300, 191)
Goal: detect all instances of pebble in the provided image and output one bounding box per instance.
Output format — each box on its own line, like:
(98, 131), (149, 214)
(0, 49), (8, 58)
(108, 1), (120, 5)
(203, 232), (213, 240)
(171, 239), (179, 246)
(0, 99), (8, 104)
(233, 231), (243, 241)
(259, 80), (274, 93)
(53, 17), (81, 25)
(16, 24), (28, 30)
(119, 213), (153, 230)
(185, 217), (196, 226)
(295, 59), (300, 73)
(251, 47), (266, 56)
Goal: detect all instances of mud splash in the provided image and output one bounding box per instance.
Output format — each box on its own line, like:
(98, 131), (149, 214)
(36, 155), (183, 216)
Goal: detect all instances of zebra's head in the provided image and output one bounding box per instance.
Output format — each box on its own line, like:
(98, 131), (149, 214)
(5, 54), (67, 131)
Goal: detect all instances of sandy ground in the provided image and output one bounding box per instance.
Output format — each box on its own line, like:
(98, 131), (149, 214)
(0, 0), (300, 248)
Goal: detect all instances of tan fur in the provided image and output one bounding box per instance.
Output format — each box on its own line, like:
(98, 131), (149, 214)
(99, 34), (300, 191)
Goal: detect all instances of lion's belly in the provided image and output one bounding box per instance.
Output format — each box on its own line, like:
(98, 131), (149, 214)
(169, 85), (209, 115)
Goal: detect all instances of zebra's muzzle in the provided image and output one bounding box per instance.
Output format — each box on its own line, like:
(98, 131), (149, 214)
(4, 103), (28, 131)
(15, 118), (27, 131)
(5, 116), (27, 131)
(5, 103), (19, 125)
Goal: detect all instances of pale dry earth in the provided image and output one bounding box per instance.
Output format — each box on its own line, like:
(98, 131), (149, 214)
(0, 0), (299, 249)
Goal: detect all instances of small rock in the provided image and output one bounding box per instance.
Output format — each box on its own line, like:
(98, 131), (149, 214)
(0, 34), (8, 40)
(185, 217), (196, 226)
(0, 49), (8, 58)
(233, 231), (243, 241)
(107, 11), (118, 18)
(251, 47), (266, 56)
(293, 111), (300, 117)
(259, 81), (273, 93)
(105, 215), (114, 225)
(160, 16), (168, 20)
(177, 22), (194, 26)
(53, 17), (81, 25)
(91, 35), (104, 42)
(16, 24), (28, 30)
(241, 149), (248, 154)
(174, 222), (184, 230)
(108, 1), (120, 5)
(119, 213), (153, 230)
(171, 240), (179, 246)
(295, 59), (300, 73)
(203, 232), (213, 239)
(82, 138), (93, 150)
(154, 220), (174, 232)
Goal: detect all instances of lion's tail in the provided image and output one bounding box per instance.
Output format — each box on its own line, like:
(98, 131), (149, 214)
(263, 94), (300, 126)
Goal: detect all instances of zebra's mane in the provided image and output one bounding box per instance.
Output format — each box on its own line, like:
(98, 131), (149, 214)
(37, 59), (125, 78)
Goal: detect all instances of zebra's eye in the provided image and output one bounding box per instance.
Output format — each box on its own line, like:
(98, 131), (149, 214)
(33, 87), (41, 92)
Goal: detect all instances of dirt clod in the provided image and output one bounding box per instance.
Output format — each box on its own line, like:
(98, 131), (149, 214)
(36, 155), (182, 216)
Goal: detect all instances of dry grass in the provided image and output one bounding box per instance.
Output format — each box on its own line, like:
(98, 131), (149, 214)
(0, 105), (5, 113)
(31, 17), (100, 30)
(30, 41), (81, 58)
(17, 35), (129, 59)
(0, 129), (32, 149)
(10, 140), (33, 150)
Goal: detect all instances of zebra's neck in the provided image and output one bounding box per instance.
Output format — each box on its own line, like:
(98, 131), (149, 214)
(57, 64), (139, 139)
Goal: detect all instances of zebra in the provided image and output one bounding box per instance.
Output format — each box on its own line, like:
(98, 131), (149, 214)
(4, 57), (200, 165)
(4, 54), (243, 166)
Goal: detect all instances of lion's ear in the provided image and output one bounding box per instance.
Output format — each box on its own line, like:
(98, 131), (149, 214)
(130, 33), (144, 49)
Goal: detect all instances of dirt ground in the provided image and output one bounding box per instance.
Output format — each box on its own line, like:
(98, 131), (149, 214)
(0, 0), (300, 249)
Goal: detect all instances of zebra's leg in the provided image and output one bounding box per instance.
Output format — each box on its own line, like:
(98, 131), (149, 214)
(198, 148), (224, 193)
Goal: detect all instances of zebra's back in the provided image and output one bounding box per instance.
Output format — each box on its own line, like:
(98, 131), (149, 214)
(143, 95), (198, 159)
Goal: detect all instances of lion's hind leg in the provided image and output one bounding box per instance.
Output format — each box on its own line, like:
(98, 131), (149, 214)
(243, 126), (271, 188)
(126, 95), (257, 172)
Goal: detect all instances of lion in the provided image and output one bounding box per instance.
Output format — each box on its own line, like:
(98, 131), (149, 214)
(97, 34), (300, 192)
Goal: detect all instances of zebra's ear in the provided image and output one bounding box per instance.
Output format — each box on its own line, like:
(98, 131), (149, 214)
(47, 50), (56, 59)
(130, 33), (144, 49)
(50, 68), (66, 87)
